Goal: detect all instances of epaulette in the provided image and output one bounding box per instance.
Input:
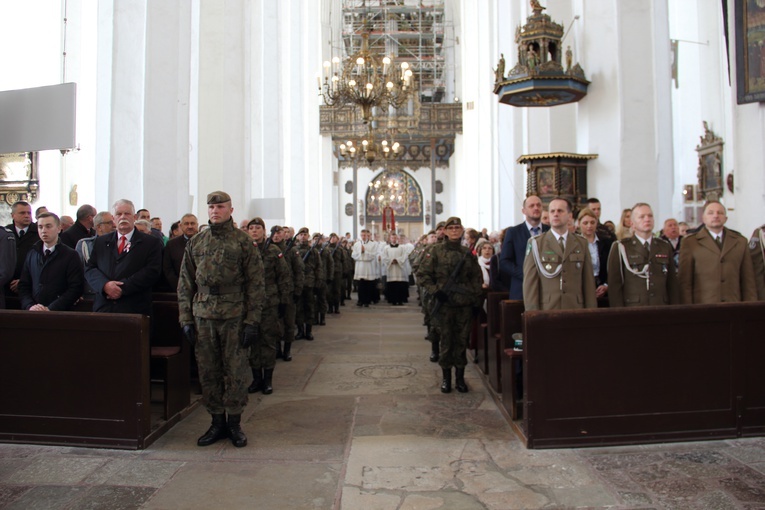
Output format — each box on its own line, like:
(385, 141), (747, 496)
(653, 236), (670, 245)
(726, 228), (745, 239)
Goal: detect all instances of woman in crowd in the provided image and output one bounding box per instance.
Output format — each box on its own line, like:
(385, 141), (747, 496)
(616, 208), (632, 240)
(578, 208), (610, 301)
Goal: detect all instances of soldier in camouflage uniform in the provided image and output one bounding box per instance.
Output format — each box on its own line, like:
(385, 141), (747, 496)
(326, 233), (345, 314)
(342, 238), (354, 302)
(246, 218), (292, 394)
(314, 233), (333, 325)
(416, 217), (482, 393)
(417, 229), (441, 362)
(295, 227), (320, 340)
(276, 226), (304, 360)
(178, 191), (265, 447)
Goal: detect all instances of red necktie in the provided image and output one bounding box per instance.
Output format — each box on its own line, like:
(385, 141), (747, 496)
(118, 235), (127, 254)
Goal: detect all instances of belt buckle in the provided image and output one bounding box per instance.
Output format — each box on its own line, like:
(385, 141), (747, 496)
(208, 285), (220, 295)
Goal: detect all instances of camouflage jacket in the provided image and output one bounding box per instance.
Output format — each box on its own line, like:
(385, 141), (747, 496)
(296, 241), (320, 288)
(277, 240), (305, 298)
(416, 239), (483, 308)
(329, 243), (345, 277)
(177, 218), (264, 325)
(257, 240), (293, 308)
(342, 246), (354, 276)
(319, 243), (335, 282)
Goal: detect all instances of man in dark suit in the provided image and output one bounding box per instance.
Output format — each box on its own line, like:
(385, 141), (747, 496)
(499, 194), (549, 300)
(0, 227), (15, 309)
(18, 213), (84, 311)
(59, 204), (97, 249)
(163, 213), (199, 290)
(660, 217), (682, 271)
(5, 200), (40, 296)
(85, 199), (163, 315)
(586, 197), (616, 243)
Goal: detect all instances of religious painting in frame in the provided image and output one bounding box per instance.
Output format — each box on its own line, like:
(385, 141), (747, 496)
(0, 152), (39, 206)
(695, 122), (724, 202)
(735, 0), (765, 104)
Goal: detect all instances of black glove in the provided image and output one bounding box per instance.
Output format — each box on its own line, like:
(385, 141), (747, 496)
(241, 323), (259, 349)
(434, 290), (449, 303)
(278, 303), (287, 318)
(182, 324), (197, 346)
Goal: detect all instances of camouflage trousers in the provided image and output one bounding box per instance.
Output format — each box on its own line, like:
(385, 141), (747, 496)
(328, 275), (342, 308)
(281, 298), (298, 344)
(317, 284), (328, 315)
(249, 305), (280, 370)
(194, 316), (249, 415)
(296, 286), (315, 325)
(433, 305), (471, 369)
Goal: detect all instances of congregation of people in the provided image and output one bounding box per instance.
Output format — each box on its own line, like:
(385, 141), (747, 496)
(3, 193), (764, 447)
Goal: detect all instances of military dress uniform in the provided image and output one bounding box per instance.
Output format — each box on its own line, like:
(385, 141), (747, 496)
(295, 229), (320, 340)
(748, 225), (765, 300)
(248, 222), (292, 395)
(342, 240), (354, 302)
(416, 217), (483, 393)
(607, 236), (680, 307)
(522, 231), (597, 310)
(679, 226), (758, 304)
(277, 235), (304, 359)
(177, 192), (265, 447)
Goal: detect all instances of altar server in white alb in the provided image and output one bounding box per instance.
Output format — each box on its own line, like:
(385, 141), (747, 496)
(381, 231), (412, 305)
(352, 229), (378, 307)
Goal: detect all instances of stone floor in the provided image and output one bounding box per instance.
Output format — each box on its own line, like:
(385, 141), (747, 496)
(2, 297), (765, 509)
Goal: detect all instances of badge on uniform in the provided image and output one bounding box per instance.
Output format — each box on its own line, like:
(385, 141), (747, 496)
(750, 239), (759, 249)
(545, 263), (552, 271)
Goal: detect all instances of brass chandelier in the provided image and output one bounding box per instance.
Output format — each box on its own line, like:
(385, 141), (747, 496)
(338, 128), (401, 165)
(320, 22), (415, 123)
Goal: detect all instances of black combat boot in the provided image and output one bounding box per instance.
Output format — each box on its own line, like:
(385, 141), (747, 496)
(455, 367), (469, 393)
(282, 341), (292, 361)
(247, 367), (262, 393)
(227, 414), (247, 448)
(295, 325), (305, 340)
(429, 340), (440, 363)
(440, 368), (452, 393)
(197, 413), (228, 446)
(305, 324), (314, 341)
(276, 342), (283, 359)
(262, 368), (274, 395)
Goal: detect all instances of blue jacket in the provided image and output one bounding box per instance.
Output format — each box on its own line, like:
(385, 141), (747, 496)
(499, 221), (549, 300)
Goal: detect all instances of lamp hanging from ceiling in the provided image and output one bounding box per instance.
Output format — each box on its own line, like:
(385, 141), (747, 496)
(320, 20), (415, 123)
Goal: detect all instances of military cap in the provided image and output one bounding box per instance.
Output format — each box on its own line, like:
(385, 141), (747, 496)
(297, 227), (309, 235)
(206, 191), (231, 204)
(436, 221), (446, 229)
(248, 217), (265, 229)
(427, 230), (436, 236)
(312, 232), (322, 239)
(443, 217), (462, 228)
(270, 225), (282, 234)
(329, 232), (338, 238)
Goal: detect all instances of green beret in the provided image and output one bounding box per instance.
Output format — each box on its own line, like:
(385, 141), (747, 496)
(436, 221), (446, 229)
(206, 191), (231, 204)
(297, 227), (309, 235)
(444, 217), (462, 228)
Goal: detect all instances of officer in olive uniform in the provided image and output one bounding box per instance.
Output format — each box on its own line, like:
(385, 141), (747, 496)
(607, 203), (679, 307)
(177, 191), (265, 448)
(416, 217), (483, 393)
(315, 233), (334, 325)
(246, 218), (292, 395)
(277, 226), (304, 360)
(749, 225), (765, 300)
(327, 233), (345, 313)
(523, 197), (597, 311)
(416, 229), (441, 362)
(295, 227), (320, 340)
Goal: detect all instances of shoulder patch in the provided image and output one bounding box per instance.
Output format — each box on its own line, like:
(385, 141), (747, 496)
(277, 252), (283, 258)
(750, 239), (759, 250)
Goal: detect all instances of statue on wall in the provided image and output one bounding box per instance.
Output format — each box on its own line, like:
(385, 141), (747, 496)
(530, 0), (545, 15)
(495, 53), (506, 83)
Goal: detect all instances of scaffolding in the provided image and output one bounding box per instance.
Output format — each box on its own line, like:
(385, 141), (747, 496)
(340, 0), (451, 103)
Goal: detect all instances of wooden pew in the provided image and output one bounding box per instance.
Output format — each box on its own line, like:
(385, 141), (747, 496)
(1, 293), (192, 448)
(521, 302), (765, 449)
(499, 300), (525, 420)
(485, 292), (512, 390)
(0, 310), (154, 449)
